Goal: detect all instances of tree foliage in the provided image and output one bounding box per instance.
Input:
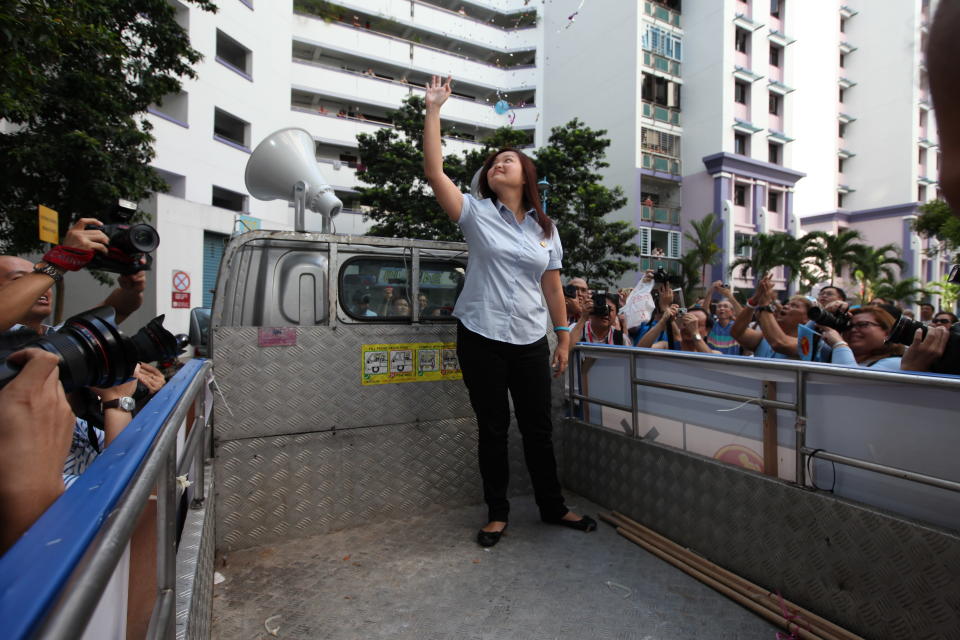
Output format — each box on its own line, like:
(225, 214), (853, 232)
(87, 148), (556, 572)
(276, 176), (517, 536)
(872, 276), (927, 307)
(356, 98), (639, 285)
(0, 0), (216, 255)
(926, 273), (960, 311)
(913, 199), (960, 262)
(683, 213), (721, 296)
(806, 229), (867, 285)
(850, 244), (905, 302)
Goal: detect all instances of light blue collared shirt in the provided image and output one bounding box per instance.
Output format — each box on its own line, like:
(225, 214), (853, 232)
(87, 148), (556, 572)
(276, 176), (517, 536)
(453, 194), (563, 345)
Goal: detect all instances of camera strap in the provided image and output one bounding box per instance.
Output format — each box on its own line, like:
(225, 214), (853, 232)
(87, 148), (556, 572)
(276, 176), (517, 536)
(43, 245), (94, 271)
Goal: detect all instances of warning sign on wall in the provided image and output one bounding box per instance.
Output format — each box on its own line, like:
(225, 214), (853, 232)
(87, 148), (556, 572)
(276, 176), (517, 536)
(361, 342), (461, 386)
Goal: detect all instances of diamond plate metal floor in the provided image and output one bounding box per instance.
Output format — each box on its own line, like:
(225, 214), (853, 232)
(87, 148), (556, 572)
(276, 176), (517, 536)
(211, 493), (780, 639)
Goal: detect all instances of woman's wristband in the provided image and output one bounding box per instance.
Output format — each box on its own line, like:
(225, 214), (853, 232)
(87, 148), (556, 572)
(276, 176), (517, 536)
(832, 341), (849, 349)
(554, 326), (571, 332)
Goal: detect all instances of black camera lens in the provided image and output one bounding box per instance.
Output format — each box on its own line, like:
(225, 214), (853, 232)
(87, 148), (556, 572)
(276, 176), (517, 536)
(0, 308), (187, 392)
(886, 314), (927, 347)
(807, 306), (851, 332)
(128, 224), (160, 252)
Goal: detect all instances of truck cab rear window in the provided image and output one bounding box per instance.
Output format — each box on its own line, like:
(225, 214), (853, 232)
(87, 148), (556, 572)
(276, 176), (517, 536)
(340, 257), (463, 321)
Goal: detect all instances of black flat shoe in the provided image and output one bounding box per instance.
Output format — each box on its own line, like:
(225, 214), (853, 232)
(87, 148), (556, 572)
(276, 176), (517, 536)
(543, 514), (597, 532)
(476, 524), (507, 547)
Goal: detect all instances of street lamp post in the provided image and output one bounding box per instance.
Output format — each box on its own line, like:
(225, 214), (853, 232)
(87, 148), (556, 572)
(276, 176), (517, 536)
(537, 177), (551, 214)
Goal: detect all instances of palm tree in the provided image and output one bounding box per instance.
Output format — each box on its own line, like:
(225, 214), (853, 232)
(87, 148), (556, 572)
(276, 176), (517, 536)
(679, 249), (702, 307)
(871, 276), (928, 307)
(807, 229), (867, 285)
(926, 274), (960, 312)
(729, 232), (796, 285)
(684, 213), (722, 297)
(779, 232), (823, 295)
(850, 244), (906, 302)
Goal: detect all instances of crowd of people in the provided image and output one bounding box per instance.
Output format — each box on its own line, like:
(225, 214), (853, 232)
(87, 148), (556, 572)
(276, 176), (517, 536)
(562, 270), (954, 375)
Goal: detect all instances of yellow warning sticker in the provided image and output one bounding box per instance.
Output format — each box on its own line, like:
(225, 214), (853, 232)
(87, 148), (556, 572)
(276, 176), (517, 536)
(361, 342), (462, 385)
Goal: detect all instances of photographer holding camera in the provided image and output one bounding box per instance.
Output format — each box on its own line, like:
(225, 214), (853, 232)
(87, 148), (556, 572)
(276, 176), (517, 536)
(0, 217), (147, 335)
(814, 303), (905, 370)
(568, 291), (629, 354)
(731, 274), (815, 359)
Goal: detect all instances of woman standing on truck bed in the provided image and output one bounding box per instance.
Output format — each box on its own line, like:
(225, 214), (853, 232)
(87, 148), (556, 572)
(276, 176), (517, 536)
(423, 75), (597, 547)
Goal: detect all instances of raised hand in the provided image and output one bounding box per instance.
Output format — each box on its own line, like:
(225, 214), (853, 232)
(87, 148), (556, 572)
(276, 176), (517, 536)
(63, 217), (110, 255)
(425, 75), (452, 110)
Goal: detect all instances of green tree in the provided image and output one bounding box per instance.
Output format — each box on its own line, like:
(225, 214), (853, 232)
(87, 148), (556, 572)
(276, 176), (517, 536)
(807, 229), (867, 285)
(679, 249), (702, 307)
(0, 0), (216, 255)
(872, 276), (928, 307)
(729, 232), (795, 284)
(533, 119), (637, 285)
(913, 199), (960, 262)
(927, 274), (960, 312)
(357, 101), (639, 284)
(850, 244), (905, 302)
(684, 213), (721, 296)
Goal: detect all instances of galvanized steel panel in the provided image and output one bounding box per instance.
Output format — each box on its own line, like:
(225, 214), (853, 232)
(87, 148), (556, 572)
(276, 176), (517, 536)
(175, 467), (215, 640)
(560, 419), (960, 640)
(212, 325), (472, 441)
(215, 417), (551, 552)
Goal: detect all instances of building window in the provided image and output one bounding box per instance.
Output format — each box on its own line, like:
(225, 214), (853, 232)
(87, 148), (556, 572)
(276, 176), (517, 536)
(735, 132), (749, 156)
(735, 80), (749, 104)
(839, 87), (845, 103)
(150, 91), (189, 126)
(735, 28), (750, 54)
(838, 121), (847, 138)
(838, 156), (846, 173)
(734, 184), (747, 206)
(339, 257), (463, 321)
(642, 74), (672, 106)
(769, 44), (782, 67)
(212, 185), (247, 212)
(735, 232), (753, 257)
(214, 108), (249, 148)
(918, 185), (927, 202)
(838, 192), (845, 208)
(768, 190), (780, 212)
(769, 92), (781, 115)
(920, 109), (927, 129)
(768, 142), (781, 165)
(919, 147), (927, 166)
(216, 30), (252, 77)
(840, 16), (847, 33)
(771, 0), (782, 17)
(642, 24), (683, 61)
(839, 52), (846, 68)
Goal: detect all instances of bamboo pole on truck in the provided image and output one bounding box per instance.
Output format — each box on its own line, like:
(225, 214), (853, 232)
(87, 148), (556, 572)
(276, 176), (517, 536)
(601, 512), (863, 640)
(615, 526), (828, 640)
(607, 512), (862, 640)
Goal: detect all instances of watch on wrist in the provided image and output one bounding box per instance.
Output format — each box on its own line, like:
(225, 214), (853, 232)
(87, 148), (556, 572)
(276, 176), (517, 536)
(103, 396), (136, 413)
(33, 261), (65, 283)
(693, 333), (703, 341)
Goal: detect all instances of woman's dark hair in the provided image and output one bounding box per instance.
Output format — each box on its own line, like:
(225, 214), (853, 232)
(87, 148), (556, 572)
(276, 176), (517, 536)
(820, 285), (847, 301)
(477, 147), (554, 238)
(935, 310), (959, 323)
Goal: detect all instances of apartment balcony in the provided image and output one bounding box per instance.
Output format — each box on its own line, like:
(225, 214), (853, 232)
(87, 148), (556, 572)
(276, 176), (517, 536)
(643, 1), (681, 28)
(639, 256), (681, 275)
(642, 51), (681, 77)
(918, 136), (937, 149)
(642, 151), (681, 177)
(641, 204), (681, 225)
(291, 61), (538, 129)
(316, 157), (359, 190)
(734, 13), (763, 32)
(839, 5), (858, 19)
(768, 79), (794, 95)
(288, 107), (482, 156)
(642, 101), (681, 126)
(768, 30), (796, 47)
(839, 41), (857, 55)
(291, 16), (536, 91)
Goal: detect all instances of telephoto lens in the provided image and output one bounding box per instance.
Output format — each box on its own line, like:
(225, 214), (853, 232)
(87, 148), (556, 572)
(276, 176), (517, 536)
(807, 306), (851, 332)
(0, 307), (186, 391)
(886, 315), (960, 375)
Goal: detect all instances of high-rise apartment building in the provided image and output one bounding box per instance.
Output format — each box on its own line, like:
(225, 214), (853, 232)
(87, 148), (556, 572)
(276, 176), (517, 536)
(65, 0), (546, 332)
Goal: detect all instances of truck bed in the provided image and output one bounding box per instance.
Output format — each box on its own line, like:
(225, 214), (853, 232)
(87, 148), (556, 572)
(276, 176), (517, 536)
(211, 493), (778, 639)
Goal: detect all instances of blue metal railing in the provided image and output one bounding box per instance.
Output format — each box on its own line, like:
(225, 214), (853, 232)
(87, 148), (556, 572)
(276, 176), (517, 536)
(0, 358), (210, 639)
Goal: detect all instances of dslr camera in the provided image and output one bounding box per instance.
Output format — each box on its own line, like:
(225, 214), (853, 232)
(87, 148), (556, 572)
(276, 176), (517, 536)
(590, 290), (611, 316)
(887, 314), (960, 375)
(0, 306), (187, 392)
(653, 267), (681, 286)
(84, 199), (160, 275)
(807, 306), (851, 332)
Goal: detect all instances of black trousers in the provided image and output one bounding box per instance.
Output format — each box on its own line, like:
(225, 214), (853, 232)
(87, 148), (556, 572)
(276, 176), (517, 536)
(456, 321), (567, 522)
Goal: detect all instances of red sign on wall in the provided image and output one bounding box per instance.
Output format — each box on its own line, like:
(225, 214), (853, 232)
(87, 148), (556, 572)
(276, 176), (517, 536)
(172, 292), (191, 308)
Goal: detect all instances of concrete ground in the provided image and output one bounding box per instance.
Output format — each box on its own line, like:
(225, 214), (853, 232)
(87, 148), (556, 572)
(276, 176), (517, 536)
(212, 493), (780, 639)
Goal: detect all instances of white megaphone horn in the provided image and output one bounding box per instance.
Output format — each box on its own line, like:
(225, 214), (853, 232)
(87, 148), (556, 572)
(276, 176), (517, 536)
(244, 127), (342, 233)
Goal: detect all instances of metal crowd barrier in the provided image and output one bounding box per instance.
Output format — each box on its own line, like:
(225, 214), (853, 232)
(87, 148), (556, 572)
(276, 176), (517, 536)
(569, 344), (960, 494)
(0, 358), (213, 640)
